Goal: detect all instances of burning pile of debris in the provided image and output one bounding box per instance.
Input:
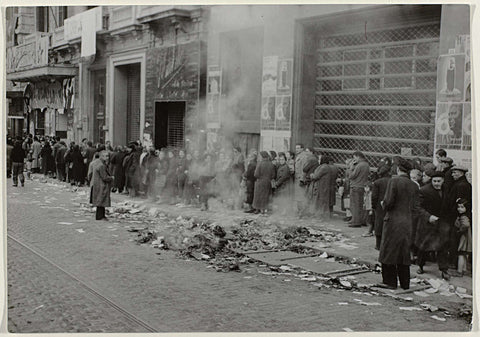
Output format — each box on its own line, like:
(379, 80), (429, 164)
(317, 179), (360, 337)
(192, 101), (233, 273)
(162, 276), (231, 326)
(227, 219), (345, 252)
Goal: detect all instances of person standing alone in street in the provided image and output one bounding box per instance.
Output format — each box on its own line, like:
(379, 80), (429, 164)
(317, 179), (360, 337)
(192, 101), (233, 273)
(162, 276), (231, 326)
(347, 151), (370, 227)
(11, 136), (25, 187)
(90, 150), (114, 221)
(379, 158), (419, 290)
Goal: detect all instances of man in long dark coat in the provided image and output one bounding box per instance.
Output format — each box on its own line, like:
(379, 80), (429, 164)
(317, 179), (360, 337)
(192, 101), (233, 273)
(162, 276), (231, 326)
(444, 165), (472, 268)
(371, 164), (391, 250)
(415, 171), (451, 279)
(327, 157), (339, 219)
(91, 150), (114, 221)
(379, 158), (419, 290)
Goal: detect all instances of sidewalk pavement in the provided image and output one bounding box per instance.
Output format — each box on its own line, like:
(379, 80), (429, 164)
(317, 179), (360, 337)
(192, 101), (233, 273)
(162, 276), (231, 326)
(103, 189), (472, 295)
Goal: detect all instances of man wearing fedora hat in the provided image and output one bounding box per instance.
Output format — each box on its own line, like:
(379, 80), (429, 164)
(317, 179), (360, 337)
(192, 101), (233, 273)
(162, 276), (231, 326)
(378, 157), (419, 290)
(445, 165), (472, 269)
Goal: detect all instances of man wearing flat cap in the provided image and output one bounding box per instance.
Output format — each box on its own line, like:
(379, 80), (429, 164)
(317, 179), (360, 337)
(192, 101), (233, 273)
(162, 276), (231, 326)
(445, 165), (472, 268)
(415, 170), (451, 279)
(379, 157), (419, 289)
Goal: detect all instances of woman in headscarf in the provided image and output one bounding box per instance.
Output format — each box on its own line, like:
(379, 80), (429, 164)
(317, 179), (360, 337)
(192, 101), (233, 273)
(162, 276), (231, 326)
(39, 141), (55, 177)
(243, 150), (257, 213)
(252, 151), (276, 215)
(309, 155), (331, 220)
(70, 145), (85, 186)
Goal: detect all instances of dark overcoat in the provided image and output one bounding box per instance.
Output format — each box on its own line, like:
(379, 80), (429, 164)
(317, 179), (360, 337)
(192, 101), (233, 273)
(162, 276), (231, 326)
(244, 160), (257, 205)
(274, 163), (291, 198)
(252, 159), (276, 210)
(91, 161), (113, 207)
(310, 164), (331, 216)
(328, 164), (339, 207)
(379, 173), (419, 265)
(371, 176), (390, 237)
(110, 151), (127, 190)
(415, 183), (449, 252)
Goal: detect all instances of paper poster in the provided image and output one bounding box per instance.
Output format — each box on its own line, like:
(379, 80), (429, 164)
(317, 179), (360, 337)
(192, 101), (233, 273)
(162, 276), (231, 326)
(273, 134), (291, 153)
(206, 94), (220, 128)
(277, 59), (293, 95)
(260, 130), (274, 151)
(274, 95), (291, 131)
(462, 103), (471, 151)
(261, 96), (275, 130)
(206, 131), (218, 153)
(262, 56), (278, 96)
(207, 66), (221, 94)
(437, 54), (465, 102)
(435, 102), (463, 150)
(206, 66), (221, 129)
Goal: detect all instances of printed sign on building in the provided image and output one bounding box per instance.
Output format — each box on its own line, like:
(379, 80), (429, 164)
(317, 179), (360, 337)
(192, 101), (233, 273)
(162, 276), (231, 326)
(276, 59), (293, 95)
(206, 66), (221, 129)
(261, 96), (275, 130)
(434, 35), (471, 181)
(274, 95), (291, 131)
(437, 54), (465, 102)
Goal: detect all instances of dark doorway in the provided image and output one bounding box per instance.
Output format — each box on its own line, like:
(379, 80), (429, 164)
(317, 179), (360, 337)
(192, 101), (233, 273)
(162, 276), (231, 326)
(113, 63), (141, 146)
(155, 101), (185, 149)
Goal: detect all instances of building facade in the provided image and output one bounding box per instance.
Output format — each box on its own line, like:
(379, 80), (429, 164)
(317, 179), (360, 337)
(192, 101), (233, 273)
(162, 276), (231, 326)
(6, 5), (471, 171)
(6, 5), (207, 151)
(205, 4), (471, 169)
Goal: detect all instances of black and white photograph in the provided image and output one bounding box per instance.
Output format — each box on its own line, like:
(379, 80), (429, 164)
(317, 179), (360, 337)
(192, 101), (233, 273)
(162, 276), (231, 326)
(2, 3), (475, 334)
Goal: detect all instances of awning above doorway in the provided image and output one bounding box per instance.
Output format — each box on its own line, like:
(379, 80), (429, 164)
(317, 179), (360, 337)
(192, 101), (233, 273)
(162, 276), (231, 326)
(6, 65), (78, 82)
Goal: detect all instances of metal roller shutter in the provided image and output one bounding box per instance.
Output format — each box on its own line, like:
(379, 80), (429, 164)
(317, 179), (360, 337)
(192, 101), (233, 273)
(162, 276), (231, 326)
(127, 66), (141, 144)
(167, 107), (185, 149)
(314, 21), (440, 167)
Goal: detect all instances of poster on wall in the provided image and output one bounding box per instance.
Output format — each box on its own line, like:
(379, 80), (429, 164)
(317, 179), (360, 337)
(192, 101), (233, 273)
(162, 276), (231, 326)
(437, 54), (465, 102)
(274, 95), (291, 130)
(435, 102), (463, 150)
(260, 130), (274, 151)
(462, 103), (471, 151)
(261, 96), (275, 130)
(262, 56), (278, 97)
(207, 66), (221, 129)
(273, 132), (291, 153)
(276, 59), (293, 95)
(455, 35), (471, 101)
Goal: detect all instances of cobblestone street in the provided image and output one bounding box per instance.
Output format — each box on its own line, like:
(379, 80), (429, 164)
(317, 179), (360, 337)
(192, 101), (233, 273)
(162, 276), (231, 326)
(5, 176), (471, 332)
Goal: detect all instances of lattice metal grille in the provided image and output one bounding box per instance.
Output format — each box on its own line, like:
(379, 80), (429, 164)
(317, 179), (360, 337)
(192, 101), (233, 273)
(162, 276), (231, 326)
(315, 22), (440, 168)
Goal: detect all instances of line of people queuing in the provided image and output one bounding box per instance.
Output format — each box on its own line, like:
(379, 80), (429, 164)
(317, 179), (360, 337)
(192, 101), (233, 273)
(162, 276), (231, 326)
(333, 149), (472, 290)
(8, 135), (472, 290)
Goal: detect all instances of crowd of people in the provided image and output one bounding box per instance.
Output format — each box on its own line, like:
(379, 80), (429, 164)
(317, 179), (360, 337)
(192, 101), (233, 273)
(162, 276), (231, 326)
(7, 135), (472, 290)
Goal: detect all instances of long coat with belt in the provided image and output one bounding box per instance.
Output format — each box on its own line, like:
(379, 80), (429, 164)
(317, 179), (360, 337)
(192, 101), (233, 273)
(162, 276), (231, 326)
(415, 182), (448, 252)
(91, 160), (113, 207)
(252, 159), (276, 210)
(371, 176), (390, 238)
(379, 173), (419, 265)
(310, 163), (331, 216)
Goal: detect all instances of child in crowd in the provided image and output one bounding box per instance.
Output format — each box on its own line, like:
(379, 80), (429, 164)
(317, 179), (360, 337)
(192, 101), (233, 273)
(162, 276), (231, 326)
(26, 149), (33, 180)
(451, 198), (472, 277)
(361, 182), (374, 237)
